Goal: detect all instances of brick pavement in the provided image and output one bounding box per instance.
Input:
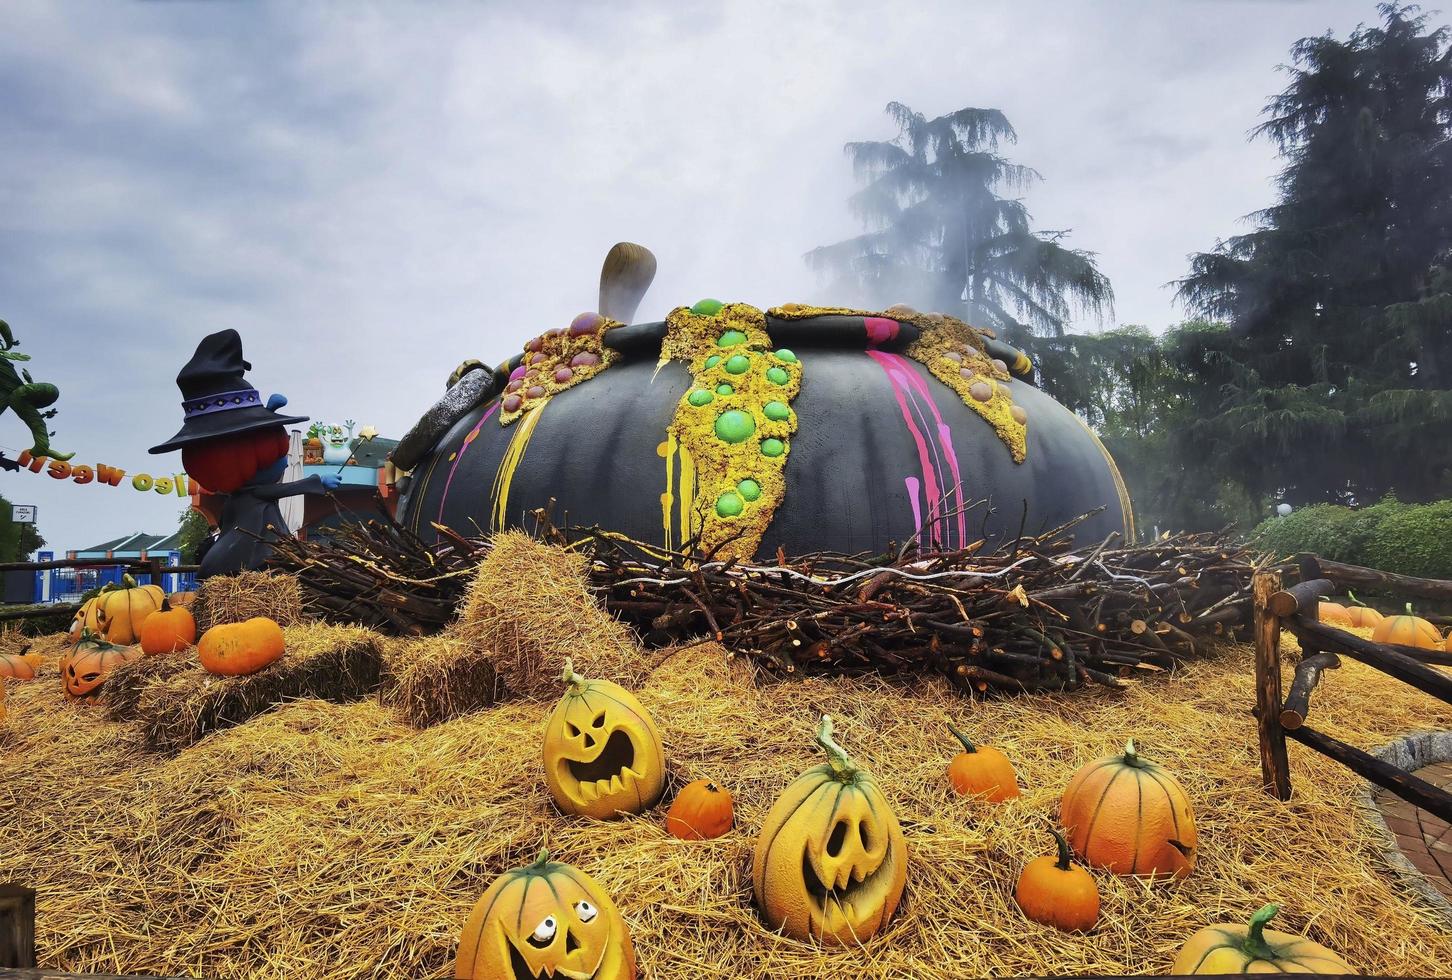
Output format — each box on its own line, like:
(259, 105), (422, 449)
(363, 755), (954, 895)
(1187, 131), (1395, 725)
(1374, 760), (1452, 903)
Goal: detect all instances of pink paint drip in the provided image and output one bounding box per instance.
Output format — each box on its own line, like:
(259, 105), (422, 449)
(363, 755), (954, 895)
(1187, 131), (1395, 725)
(438, 400), (499, 521)
(904, 476), (923, 534)
(867, 351), (969, 548)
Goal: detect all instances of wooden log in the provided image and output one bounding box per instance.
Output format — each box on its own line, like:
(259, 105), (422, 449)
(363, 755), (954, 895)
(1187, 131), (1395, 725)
(1279, 652), (1340, 730)
(1283, 617), (1452, 707)
(1286, 725), (1452, 825)
(0, 603), (82, 623)
(1268, 578), (1334, 617)
(1252, 571), (1292, 800)
(1311, 555), (1452, 602)
(0, 885), (34, 968)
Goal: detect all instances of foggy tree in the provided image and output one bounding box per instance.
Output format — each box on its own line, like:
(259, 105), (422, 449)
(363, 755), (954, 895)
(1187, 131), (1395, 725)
(1175, 2), (1452, 507)
(807, 102), (1113, 341)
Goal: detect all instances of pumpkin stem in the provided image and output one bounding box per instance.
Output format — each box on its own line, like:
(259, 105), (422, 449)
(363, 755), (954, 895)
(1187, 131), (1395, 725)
(560, 658), (588, 693)
(1347, 590), (1365, 608)
(1404, 602), (1415, 616)
(946, 721), (978, 754)
(815, 715), (860, 781)
(1240, 904), (1281, 959)
(1049, 827), (1075, 871)
(159, 597), (173, 613)
(121, 573), (137, 589)
(1122, 738), (1144, 768)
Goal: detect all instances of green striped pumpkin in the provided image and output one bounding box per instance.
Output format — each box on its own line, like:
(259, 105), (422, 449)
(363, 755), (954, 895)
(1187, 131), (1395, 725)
(1058, 739), (1197, 878)
(1171, 904), (1356, 974)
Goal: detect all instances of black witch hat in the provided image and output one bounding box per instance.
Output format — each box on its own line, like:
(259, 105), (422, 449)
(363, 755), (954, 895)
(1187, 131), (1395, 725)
(149, 329), (308, 454)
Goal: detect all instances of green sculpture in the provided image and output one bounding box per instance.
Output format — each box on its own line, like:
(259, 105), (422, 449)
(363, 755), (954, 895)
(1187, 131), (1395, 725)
(0, 319), (72, 461)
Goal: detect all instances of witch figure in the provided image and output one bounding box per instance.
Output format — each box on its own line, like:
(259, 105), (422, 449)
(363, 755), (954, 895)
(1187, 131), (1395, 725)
(149, 329), (339, 579)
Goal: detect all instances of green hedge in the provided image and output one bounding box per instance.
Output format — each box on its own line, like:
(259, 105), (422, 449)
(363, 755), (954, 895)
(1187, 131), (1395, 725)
(1250, 497), (1452, 580)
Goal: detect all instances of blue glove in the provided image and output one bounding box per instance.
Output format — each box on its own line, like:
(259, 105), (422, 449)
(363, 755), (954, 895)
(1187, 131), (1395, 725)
(320, 474), (342, 490)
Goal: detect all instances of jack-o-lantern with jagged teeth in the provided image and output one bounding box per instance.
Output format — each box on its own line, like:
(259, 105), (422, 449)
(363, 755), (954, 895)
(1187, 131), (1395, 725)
(542, 659), (665, 820)
(455, 849), (636, 980)
(752, 714), (908, 945)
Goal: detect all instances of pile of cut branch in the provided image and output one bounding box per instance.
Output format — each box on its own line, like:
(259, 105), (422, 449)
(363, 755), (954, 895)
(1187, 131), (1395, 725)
(270, 506), (1270, 694)
(579, 512), (1267, 694)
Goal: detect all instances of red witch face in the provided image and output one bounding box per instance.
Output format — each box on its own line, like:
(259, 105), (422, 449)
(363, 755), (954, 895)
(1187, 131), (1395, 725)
(182, 427), (289, 493)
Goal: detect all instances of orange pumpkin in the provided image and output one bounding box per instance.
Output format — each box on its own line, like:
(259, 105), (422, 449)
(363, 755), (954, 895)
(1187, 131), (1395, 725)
(1316, 601), (1352, 626)
(64, 633), (141, 699)
(1372, 603), (1441, 650)
(1060, 739), (1196, 879)
(67, 589), (111, 643)
(1014, 827), (1100, 932)
(1343, 592), (1384, 629)
(197, 617), (285, 676)
(946, 722), (1020, 801)
(665, 779), (734, 840)
(95, 575), (165, 645)
(139, 599), (197, 655)
(0, 650), (43, 681)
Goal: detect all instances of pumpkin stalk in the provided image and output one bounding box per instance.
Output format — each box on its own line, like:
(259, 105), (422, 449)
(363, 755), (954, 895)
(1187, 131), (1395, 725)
(1049, 827), (1074, 872)
(1240, 903), (1281, 960)
(946, 720), (978, 754)
(1122, 738), (1144, 768)
(120, 573), (137, 589)
(815, 715), (860, 781)
(530, 847), (552, 869)
(560, 658), (589, 693)
(1347, 589), (1365, 608)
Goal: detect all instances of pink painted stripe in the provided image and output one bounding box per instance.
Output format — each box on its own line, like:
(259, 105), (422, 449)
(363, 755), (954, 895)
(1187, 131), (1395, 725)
(904, 476), (923, 535)
(891, 360), (969, 546)
(868, 350), (945, 548)
(438, 400), (500, 521)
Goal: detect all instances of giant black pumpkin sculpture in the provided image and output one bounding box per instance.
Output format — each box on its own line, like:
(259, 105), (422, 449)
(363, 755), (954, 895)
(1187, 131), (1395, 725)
(393, 246), (1132, 559)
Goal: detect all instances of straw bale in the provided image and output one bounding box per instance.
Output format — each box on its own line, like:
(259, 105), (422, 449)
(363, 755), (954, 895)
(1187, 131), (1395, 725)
(452, 530), (644, 698)
(102, 653), (197, 721)
(1, 632), (1450, 979)
(132, 624), (382, 753)
(380, 634), (500, 728)
(191, 571), (304, 634)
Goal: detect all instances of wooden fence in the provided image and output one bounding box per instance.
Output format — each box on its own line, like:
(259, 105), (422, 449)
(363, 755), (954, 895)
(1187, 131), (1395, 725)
(1252, 555), (1452, 824)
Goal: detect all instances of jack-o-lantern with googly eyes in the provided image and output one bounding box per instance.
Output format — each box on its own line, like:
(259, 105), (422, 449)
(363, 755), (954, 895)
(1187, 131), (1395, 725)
(542, 659), (665, 820)
(753, 714), (908, 945)
(455, 849), (636, 980)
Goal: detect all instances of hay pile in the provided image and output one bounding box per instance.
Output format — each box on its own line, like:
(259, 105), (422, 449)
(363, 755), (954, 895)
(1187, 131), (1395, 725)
(380, 635), (499, 729)
(453, 531), (644, 697)
(191, 570), (304, 634)
(112, 624), (383, 752)
(2, 624), (1451, 978)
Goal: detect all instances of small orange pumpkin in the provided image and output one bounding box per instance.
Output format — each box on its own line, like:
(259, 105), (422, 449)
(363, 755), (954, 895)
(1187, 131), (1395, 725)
(1372, 603), (1441, 650)
(665, 779), (734, 840)
(139, 599), (198, 655)
(1060, 739), (1196, 879)
(1316, 601), (1352, 626)
(1343, 591), (1384, 629)
(946, 722), (1019, 801)
(0, 649), (44, 681)
(197, 617), (285, 676)
(1014, 827), (1100, 932)
(95, 575), (165, 645)
(64, 632), (141, 699)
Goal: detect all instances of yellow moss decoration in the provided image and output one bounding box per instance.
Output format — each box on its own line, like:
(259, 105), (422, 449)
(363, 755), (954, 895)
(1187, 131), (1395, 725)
(499, 316), (621, 427)
(769, 303), (1027, 463)
(662, 303), (801, 560)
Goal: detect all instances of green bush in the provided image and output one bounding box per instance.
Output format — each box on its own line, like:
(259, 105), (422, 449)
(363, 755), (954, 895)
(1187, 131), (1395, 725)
(1250, 497), (1452, 579)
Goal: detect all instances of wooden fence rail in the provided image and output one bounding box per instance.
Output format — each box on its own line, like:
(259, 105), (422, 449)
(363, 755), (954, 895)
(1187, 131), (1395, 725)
(0, 557), (201, 623)
(1252, 556), (1452, 825)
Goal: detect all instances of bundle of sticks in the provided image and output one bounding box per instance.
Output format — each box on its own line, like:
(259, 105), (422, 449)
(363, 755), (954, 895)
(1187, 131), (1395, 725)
(574, 512), (1267, 694)
(269, 505), (1269, 693)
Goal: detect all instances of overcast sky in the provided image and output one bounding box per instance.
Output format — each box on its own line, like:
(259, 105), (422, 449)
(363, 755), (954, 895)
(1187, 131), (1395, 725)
(1, 0), (1389, 553)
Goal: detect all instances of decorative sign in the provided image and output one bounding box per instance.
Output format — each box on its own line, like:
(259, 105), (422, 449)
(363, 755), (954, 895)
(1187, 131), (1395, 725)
(10, 449), (194, 497)
(11, 503), (36, 523)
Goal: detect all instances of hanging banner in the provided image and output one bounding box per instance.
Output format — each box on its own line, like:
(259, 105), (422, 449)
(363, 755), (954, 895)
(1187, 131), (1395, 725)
(7, 449), (194, 497)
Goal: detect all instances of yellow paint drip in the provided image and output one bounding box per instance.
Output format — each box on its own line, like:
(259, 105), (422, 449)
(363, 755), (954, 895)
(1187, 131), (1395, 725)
(770, 303), (1027, 463)
(490, 405), (543, 531)
(663, 303), (799, 560)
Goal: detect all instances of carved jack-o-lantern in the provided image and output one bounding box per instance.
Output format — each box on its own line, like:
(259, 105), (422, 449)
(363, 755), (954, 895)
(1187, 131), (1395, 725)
(542, 659), (665, 820)
(64, 632), (141, 699)
(455, 849), (636, 980)
(752, 715), (908, 945)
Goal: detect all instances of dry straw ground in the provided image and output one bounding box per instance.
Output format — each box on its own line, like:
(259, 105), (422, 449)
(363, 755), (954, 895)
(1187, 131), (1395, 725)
(1, 623), (1450, 977)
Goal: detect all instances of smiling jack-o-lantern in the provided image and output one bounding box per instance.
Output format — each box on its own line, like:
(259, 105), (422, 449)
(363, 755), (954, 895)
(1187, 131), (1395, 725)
(752, 714), (907, 945)
(455, 849), (636, 980)
(542, 659), (665, 820)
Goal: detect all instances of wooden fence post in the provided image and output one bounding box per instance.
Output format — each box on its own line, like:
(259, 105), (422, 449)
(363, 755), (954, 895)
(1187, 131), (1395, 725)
(0, 884), (36, 968)
(1253, 571), (1292, 800)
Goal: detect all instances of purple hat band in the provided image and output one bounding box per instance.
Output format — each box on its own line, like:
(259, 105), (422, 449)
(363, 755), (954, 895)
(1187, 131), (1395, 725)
(183, 388), (262, 418)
